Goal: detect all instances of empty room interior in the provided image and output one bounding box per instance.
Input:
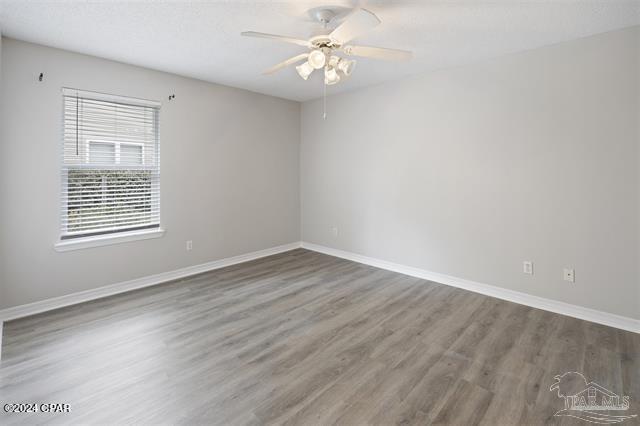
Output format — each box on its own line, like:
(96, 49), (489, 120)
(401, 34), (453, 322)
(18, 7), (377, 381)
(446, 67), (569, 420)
(0, 1), (639, 424)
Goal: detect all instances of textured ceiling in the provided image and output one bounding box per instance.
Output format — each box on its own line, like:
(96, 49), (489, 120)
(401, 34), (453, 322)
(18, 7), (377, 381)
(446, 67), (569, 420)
(0, 1), (639, 102)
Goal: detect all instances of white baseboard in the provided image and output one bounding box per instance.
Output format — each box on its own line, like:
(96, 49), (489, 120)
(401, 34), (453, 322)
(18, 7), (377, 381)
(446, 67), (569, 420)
(0, 242), (302, 322)
(301, 242), (640, 334)
(1, 240), (637, 335)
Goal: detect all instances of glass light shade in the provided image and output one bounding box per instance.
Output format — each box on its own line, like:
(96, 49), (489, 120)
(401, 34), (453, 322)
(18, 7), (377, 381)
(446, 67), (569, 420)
(328, 55), (340, 68)
(296, 61), (314, 80)
(324, 66), (341, 85)
(337, 59), (356, 76)
(308, 50), (326, 69)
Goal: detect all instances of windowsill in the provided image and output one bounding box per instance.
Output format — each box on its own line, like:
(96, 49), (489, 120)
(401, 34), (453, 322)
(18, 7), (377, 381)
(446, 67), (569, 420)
(54, 228), (165, 252)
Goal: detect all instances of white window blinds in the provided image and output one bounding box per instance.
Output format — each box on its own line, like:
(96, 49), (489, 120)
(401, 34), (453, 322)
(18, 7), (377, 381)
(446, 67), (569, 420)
(60, 88), (160, 240)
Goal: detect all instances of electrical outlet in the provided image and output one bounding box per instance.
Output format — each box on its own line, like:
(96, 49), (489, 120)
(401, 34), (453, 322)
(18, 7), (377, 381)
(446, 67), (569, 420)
(523, 261), (533, 275)
(186, 240), (193, 251)
(563, 268), (575, 283)
(331, 226), (339, 238)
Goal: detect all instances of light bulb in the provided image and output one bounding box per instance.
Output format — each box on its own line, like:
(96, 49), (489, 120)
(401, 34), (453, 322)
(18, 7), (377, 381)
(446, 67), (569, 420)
(296, 61), (314, 80)
(324, 66), (341, 85)
(337, 59), (356, 76)
(328, 55), (340, 68)
(308, 49), (326, 69)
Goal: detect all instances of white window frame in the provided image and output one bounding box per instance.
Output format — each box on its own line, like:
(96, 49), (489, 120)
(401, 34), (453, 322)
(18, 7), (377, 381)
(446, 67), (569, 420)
(55, 88), (163, 252)
(86, 140), (146, 166)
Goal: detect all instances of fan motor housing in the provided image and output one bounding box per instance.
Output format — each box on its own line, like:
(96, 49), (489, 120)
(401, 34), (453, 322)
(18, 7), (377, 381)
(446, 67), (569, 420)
(314, 9), (335, 25)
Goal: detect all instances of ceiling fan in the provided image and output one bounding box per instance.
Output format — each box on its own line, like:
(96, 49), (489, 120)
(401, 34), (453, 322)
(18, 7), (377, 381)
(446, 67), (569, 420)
(241, 8), (412, 86)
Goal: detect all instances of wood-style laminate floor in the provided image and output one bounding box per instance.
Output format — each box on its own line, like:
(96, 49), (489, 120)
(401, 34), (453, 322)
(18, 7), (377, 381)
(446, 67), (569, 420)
(0, 249), (638, 425)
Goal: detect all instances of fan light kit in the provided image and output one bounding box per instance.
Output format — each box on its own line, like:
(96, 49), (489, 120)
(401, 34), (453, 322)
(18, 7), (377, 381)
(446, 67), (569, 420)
(308, 49), (327, 69)
(242, 7), (412, 117)
(295, 61), (314, 80)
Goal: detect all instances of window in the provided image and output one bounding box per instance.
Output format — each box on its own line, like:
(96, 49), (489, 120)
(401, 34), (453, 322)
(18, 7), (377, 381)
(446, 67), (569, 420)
(87, 141), (144, 165)
(59, 89), (160, 243)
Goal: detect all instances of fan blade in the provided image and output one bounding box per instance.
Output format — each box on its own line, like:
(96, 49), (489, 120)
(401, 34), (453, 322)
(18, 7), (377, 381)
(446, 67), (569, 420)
(342, 45), (412, 61)
(329, 8), (381, 45)
(263, 53), (309, 75)
(241, 31), (311, 47)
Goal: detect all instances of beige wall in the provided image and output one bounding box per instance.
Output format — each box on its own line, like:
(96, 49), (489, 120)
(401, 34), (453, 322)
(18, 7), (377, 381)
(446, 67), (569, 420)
(0, 38), (301, 309)
(301, 26), (640, 319)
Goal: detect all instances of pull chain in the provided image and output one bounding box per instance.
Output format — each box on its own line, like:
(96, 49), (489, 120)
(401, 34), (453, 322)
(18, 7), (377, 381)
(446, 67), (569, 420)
(322, 14), (328, 120)
(323, 81), (327, 120)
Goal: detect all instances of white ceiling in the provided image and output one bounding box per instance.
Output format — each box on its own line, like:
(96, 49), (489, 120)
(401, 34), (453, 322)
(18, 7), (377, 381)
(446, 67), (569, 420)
(1, 1), (638, 102)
